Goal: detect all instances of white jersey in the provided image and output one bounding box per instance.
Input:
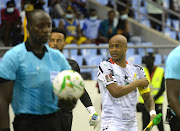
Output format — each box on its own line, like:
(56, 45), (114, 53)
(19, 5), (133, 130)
(97, 58), (146, 127)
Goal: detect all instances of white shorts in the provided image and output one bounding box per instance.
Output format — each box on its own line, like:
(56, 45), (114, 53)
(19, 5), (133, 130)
(101, 125), (138, 131)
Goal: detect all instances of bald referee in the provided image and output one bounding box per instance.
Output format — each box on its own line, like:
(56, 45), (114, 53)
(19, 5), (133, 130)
(0, 10), (71, 131)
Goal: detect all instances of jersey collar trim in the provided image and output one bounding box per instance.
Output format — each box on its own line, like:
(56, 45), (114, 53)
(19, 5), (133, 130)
(109, 58), (128, 64)
(25, 41), (48, 52)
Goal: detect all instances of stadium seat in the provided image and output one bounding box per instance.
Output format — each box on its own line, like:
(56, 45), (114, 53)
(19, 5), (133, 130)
(164, 30), (177, 40)
(98, 43), (110, 60)
(143, 42), (153, 53)
(163, 55), (168, 64)
(71, 55), (83, 66)
(80, 44), (97, 57)
(127, 54), (142, 65)
(137, 42), (153, 56)
(139, 7), (147, 20)
(65, 44), (78, 58)
(172, 20), (179, 31)
(63, 49), (69, 58)
(154, 54), (162, 65)
(126, 42), (135, 58)
(141, 19), (151, 27)
(136, 43), (145, 56)
(91, 68), (98, 80)
(165, 18), (171, 27)
(85, 55), (103, 66)
(84, 55), (103, 80)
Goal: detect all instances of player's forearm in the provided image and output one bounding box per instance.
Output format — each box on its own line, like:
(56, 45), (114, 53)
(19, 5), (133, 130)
(112, 81), (139, 98)
(80, 89), (93, 108)
(168, 97), (180, 118)
(143, 93), (155, 113)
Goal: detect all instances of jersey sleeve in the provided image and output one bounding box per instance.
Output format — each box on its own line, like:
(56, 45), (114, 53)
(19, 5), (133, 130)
(97, 61), (117, 86)
(0, 49), (18, 80)
(136, 65), (150, 95)
(67, 59), (80, 73)
(60, 54), (71, 71)
(165, 52), (180, 80)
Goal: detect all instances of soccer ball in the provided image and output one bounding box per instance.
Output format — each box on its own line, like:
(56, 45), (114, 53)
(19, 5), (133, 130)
(53, 70), (85, 100)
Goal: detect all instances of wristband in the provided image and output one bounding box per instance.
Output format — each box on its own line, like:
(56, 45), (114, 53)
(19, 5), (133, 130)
(150, 110), (156, 116)
(87, 106), (96, 114)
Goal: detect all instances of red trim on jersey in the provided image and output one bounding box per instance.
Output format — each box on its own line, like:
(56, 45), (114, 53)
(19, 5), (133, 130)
(109, 58), (128, 64)
(109, 58), (115, 64)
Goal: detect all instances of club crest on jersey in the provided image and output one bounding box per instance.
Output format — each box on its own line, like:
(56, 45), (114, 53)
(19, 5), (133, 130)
(133, 73), (137, 80)
(105, 74), (113, 82)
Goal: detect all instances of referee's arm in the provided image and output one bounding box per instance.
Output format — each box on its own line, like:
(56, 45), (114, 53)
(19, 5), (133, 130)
(0, 78), (14, 130)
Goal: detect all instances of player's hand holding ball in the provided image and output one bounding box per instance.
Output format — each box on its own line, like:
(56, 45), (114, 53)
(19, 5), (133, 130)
(53, 70), (85, 109)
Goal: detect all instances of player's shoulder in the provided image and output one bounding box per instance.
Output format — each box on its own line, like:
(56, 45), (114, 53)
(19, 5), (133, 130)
(8, 42), (26, 53)
(167, 45), (180, 62)
(128, 62), (143, 71)
(100, 59), (113, 66)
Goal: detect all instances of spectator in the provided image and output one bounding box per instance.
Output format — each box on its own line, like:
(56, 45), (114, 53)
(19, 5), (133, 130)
(59, 9), (87, 45)
(0, 1), (21, 46)
(117, 0), (134, 18)
(117, 12), (130, 41)
(69, 0), (88, 19)
(20, 0), (34, 42)
(147, 0), (163, 31)
(82, 9), (101, 44)
(137, 53), (165, 131)
(99, 10), (118, 43)
(21, 0), (45, 10)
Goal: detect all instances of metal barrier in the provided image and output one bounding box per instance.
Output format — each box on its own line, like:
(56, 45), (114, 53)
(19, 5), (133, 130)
(0, 44), (177, 68)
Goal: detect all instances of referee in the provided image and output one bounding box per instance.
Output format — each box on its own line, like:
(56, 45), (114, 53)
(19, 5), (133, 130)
(0, 10), (71, 131)
(48, 28), (100, 130)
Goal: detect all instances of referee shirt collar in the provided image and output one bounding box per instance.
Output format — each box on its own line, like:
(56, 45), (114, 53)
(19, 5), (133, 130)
(25, 41), (48, 59)
(25, 41), (48, 52)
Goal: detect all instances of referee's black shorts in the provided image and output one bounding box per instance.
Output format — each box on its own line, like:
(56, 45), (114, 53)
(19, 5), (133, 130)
(13, 111), (61, 131)
(58, 109), (73, 131)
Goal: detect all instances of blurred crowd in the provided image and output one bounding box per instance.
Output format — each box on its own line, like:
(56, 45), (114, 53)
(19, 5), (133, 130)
(0, 0), (180, 47)
(0, 0), (131, 47)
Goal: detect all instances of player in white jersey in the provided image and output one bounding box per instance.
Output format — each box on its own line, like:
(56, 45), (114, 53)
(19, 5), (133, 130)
(97, 35), (156, 131)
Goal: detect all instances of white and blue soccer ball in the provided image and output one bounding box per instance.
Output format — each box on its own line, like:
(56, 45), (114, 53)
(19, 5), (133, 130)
(53, 70), (85, 100)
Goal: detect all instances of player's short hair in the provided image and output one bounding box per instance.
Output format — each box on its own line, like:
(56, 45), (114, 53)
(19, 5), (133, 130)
(51, 28), (67, 39)
(26, 9), (45, 24)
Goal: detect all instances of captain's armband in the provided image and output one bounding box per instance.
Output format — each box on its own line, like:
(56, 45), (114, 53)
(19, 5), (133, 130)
(138, 86), (150, 95)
